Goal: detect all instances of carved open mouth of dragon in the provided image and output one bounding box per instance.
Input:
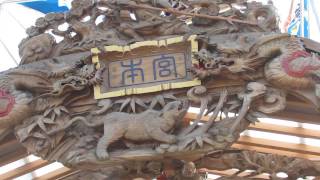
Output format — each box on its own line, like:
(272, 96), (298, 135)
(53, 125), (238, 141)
(192, 55), (236, 79)
(200, 57), (235, 70)
(193, 49), (235, 72)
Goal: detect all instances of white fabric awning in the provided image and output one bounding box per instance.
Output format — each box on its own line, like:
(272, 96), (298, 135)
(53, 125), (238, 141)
(0, 1), (43, 71)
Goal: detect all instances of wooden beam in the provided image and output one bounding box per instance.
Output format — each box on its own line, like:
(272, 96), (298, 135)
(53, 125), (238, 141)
(184, 112), (212, 122)
(204, 169), (269, 179)
(0, 148), (27, 167)
(1, 159), (50, 180)
(237, 136), (320, 156)
(184, 112), (320, 139)
(34, 167), (78, 180)
(248, 122), (320, 139)
(54, 170), (81, 180)
(232, 143), (320, 160)
(185, 98), (320, 125)
(203, 169), (238, 176)
(272, 110), (320, 125)
(0, 138), (28, 167)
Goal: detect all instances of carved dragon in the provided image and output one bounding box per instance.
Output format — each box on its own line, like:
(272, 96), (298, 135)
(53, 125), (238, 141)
(0, 0), (320, 179)
(192, 34), (320, 108)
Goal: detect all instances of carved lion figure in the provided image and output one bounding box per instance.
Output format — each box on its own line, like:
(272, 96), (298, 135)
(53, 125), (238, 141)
(67, 100), (188, 159)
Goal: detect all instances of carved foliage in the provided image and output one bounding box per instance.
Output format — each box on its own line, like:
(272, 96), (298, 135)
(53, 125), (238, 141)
(19, 0), (278, 64)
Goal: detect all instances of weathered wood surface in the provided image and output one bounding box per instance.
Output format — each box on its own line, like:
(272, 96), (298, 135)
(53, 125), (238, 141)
(0, 0), (320, 179)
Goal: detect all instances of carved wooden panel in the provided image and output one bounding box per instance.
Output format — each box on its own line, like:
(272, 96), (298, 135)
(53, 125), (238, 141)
(6, 0), (320, 179)
(92, 36), (200, 99)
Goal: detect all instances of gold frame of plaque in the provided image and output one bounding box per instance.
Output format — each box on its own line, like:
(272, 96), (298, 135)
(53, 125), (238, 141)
(91, 35), (201, 99)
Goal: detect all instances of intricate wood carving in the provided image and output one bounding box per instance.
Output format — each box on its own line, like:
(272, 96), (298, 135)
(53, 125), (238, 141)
(0, 0), (320, 179)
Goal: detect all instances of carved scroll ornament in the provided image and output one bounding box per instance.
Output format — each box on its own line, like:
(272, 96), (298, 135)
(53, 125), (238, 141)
(0, 0), (319, 179)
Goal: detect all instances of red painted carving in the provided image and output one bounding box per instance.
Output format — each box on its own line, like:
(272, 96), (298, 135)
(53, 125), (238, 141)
(0, 89), (15, 117)
(282, 50), (320, 78)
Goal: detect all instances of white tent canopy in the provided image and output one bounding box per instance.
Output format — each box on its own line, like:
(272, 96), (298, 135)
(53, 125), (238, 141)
(0, 1), (44, 71)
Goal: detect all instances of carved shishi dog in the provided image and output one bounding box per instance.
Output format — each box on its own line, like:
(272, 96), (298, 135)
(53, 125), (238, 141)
(68, 100), (188, 159)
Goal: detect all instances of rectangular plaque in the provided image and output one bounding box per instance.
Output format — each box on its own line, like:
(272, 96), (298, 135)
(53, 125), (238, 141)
(92, 35), (200, 99)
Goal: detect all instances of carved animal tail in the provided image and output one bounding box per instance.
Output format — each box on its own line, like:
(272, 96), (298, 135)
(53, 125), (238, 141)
(47, 116), (104, 135)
